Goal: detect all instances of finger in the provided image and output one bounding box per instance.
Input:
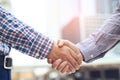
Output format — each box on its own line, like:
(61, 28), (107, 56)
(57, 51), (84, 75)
(67, 49), (80, 70)
(68, 62), (76, 73)
(54, 59), (75, 73)
(62, 40), (82, 65)
(57, 61), (68, 73)
(58, 40), (81, 67)
(67, 56), (78, 72)
(69, 48), (80, 66)
(69, 49), (83, 69)
(61, 65), (69, 74)
(63, 40), (80, 53)
(52, 59), (62, 70)
(61, 65), (76, 74)
(77, 53), (83, 65)
(57, 39), (64, 48)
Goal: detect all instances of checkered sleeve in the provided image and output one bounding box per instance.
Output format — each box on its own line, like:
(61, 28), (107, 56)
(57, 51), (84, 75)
(0, 6), (54, 59)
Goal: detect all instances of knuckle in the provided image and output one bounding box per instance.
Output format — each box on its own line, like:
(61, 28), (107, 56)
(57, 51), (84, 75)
(64, 40), (69, 44)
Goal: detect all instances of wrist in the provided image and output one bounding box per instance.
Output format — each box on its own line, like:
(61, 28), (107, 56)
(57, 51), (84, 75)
(47, 43), (57, 59)
(79, 49), (84, 61)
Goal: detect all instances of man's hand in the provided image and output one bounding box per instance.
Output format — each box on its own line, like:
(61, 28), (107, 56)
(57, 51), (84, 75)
(48, 40), (83, 74)
(47, 42), (81, 73)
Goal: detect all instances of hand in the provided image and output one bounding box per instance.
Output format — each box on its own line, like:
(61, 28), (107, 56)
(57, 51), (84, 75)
(49, 40), (83, 74)
(47, 42), (81, 73)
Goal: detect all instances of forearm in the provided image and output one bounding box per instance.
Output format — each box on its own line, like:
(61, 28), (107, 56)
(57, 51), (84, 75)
(76, 6), (120, 62)
(0, 6), (54, 59)
(76, 33), (119, 62)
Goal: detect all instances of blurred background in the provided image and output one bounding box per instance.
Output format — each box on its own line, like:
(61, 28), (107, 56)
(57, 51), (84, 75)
(1, 0), (120, 80)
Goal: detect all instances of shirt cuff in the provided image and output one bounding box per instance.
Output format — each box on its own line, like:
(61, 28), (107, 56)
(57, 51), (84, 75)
(76, 39), (101, 62)
(29, 33), (55, 60)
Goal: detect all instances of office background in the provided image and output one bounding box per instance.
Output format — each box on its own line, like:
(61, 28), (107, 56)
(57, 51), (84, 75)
(1, 0), (120, 80)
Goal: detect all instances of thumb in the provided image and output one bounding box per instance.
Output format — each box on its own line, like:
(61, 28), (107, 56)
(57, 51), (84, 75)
(57, 40), (64, 48)
(62, 40), (80, 54)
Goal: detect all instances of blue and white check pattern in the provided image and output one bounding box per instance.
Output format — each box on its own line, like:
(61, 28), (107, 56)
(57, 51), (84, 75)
(0, 42), (10, 55)
(0, 6), (54, 59)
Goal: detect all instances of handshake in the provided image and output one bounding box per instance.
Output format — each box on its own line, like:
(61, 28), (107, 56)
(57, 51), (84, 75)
(47, 40), (83, 74)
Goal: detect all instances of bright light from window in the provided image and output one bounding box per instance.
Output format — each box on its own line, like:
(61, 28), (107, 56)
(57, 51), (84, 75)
(81, 0), (96, 16)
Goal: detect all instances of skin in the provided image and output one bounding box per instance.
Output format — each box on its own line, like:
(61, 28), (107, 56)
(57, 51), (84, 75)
(47, 42), (81, 73)
(48, 40), (83, 74)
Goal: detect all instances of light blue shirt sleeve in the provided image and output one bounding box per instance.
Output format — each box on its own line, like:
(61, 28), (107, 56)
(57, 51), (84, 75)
(76, 5), (120, 62)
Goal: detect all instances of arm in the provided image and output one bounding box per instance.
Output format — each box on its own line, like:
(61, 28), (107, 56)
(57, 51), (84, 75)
(50, 5), (120, 73)
(57, 5), (120, 62)
(0, 6), (54, 59)
(48, 40), (83, 74)
(0, 6), (80, 73)
(48, 43), (81, 73)
(77, 6), (120, 62)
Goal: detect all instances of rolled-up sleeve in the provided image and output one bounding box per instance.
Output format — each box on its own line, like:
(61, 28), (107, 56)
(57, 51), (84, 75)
(0, 6), (54, 59)
(76, 5), (120, 62)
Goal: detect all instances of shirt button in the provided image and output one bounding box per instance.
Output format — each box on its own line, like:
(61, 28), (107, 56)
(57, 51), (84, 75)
(90, 54), (94, 58)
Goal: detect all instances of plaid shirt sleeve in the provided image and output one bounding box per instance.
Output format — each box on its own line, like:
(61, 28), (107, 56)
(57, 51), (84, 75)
(0, 6), (54, 59)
